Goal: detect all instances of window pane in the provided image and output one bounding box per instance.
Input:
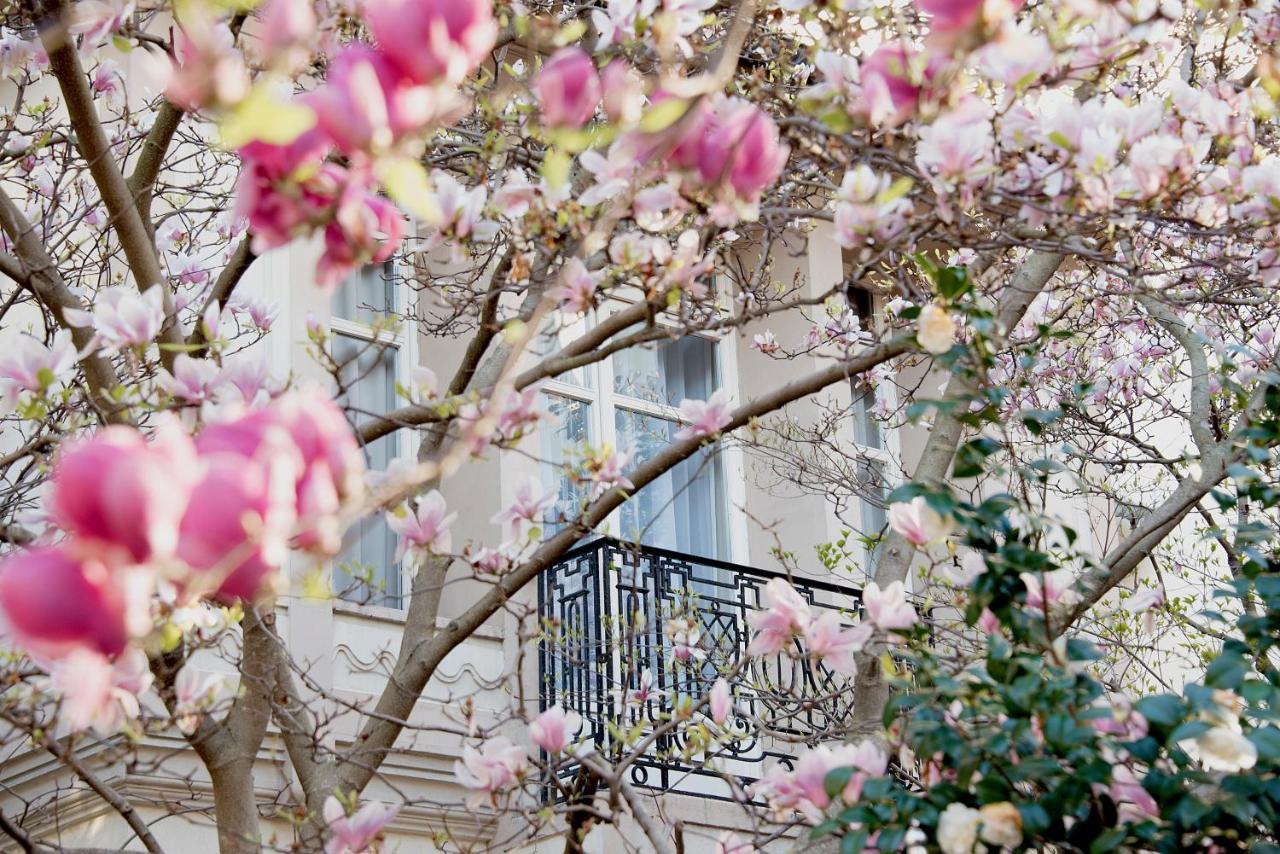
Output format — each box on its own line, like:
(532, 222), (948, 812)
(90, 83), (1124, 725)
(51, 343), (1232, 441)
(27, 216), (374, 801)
(858, 458), (888, 575)
(542, 395), (592, 531)
(332, 332), (401, 606)
(615, 409), (726, 560)
(852, 384), (882, 449)
(612, 332), (715, 405)
(332, 262), (396, 326)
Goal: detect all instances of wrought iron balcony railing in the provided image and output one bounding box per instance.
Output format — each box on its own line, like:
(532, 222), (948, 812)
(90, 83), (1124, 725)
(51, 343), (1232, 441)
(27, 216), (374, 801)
(537, 537), (864, 800)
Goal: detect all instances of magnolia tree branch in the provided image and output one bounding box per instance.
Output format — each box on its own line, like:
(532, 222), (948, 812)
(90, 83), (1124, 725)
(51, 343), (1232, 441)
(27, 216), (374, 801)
(126, 100), (185, 230)
(332, 336), (912, 794)
(0, 186), (127, 423)
(847, 250), (1065, 736)
(189, 238), (258, 352)
(0, 714), (166, 854)
(39, 6), (184, 371)
(1061, 318), (1276, 628)
(1136, 292), (1217, 453)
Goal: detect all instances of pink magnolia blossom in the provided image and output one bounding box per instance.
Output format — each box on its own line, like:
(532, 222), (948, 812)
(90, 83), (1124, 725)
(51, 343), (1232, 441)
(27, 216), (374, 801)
(666, 615), (705, 662)
(0, 330), (77, 392)
(494, 387), (544, 441)
(323, 796), (400, 854)
(90, 287), (166, 350)
(255, 0), (316, 67)
(1108, 764), (1159, 822)
(492, 476), (555, 537)
(918, 0), (1023, 38)
(802, 612), (872, 676)
(316, 186), (405, 292)
(166, 13), (250, 111)
(229, 293), (280, 331)
(173, 663), (226, 735)
(583, 444), (634, 496)
(1092, 695), (1149, 741)
(753, 740), (888, 823)
(364, 0), (497, 86)
(600, 59), (643, 125)
(709, 677), (731, 725)
(310, 47), (436, 156)
(69, 0), (134, 47)
(428, 170), (491, 250)
(746, 578), (812, 656)
(1020, 568), (1079, 611)
(0, 546), (150, 659)
(158, 354), (221, 402)
(752, 330), (780, 354)
(387, 491), (456, 558)
(695, 100), (789, 200)
(197, 391), (365, 555)
(861, 43), (933, 127)
(177, 446), (299, 604)
(977, 607), (1001, 635)
(49, 420), (199, 565)
(627, 668), (661, 705)
(862, 580), (918, 634)
(232, 129), (336, 252)
(887, 496), (952, 547)
(49, 647), (151, 734)
(553, 258), (603, 313)
(675, 389), (733, 440)
(218, 357), (277, 405)
(528, 705), (582, 754)
(534, 48), (602, 129)
(454, 737), (529, 808)
(469, 545), (513, 575)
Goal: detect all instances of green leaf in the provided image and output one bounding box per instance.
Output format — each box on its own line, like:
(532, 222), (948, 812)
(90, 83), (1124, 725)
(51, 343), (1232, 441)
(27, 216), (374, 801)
(542, 147), (572, 191)
(874, 176), (914, 205)
(639, 98), (690, 134)
(218, 80), (316, 149)
(1249, 727), (1280, 761)
(554, 18), (588, 46)
(1136, 694), (1184, 728)
(934, 266), (970, 301)
(824, 765), (854, 799)
(375, 156), (442, 225)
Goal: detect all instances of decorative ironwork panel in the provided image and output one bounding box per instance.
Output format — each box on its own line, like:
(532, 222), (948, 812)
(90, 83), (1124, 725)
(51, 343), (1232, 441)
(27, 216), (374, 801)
(538, 538), (864, 801)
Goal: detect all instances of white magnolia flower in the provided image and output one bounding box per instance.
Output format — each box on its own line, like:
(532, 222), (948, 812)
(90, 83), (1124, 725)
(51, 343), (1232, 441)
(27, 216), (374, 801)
(936, 802), (981, 854)
(1183, 725), (1258, 773)
(917, 303), (957, 354)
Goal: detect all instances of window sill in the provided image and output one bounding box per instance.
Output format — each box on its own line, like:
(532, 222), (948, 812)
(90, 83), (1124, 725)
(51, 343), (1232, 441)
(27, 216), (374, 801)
(330, 600), (506, 641)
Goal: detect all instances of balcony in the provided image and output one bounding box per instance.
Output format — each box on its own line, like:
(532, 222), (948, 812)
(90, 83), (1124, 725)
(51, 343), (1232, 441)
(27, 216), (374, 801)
(537, 538), (864, 800)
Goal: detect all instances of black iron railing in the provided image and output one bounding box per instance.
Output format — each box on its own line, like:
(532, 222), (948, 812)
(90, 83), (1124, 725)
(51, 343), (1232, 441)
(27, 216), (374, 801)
(537, 538), (864, 800)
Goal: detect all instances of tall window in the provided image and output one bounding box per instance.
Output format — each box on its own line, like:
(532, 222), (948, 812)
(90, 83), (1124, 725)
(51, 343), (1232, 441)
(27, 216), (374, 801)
(331, 263), (404, 606)
(848, 287), (891, 574)
(540, 319), (730, 561)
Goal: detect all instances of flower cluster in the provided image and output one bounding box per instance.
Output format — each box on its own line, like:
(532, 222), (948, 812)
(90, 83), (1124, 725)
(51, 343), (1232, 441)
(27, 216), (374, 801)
(231, 0), (497, 288)
(0, 391), (363, 665)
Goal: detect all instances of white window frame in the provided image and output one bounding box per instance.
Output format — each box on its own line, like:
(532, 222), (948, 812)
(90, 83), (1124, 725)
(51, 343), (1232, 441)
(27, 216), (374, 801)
(328, 260), (418, 609)
(538, 305), (747, 564)
(845, 289), (902, 578)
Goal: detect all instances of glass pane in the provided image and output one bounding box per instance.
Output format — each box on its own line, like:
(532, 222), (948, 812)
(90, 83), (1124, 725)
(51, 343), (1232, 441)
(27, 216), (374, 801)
(615, 409), (726, 560)
(852, 384), (882, 449)
(858, 458), (888, 576)
(332, 332), (401, 605)
(332, 262), (396, 326)
(542, 395), (592, 532)
(612, 332), (715, 406)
